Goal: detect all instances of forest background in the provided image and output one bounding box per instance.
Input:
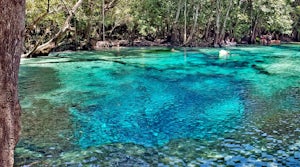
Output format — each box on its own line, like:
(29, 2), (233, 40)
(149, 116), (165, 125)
(25, 0), (300, 57)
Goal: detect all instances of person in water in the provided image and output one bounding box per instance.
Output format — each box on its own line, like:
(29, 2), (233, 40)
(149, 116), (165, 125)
(219, 49), (230, 58)
(171, 48), (179, 52)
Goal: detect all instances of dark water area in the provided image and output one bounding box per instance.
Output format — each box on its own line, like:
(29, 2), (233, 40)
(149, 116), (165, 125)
(15, 46), (300, 166)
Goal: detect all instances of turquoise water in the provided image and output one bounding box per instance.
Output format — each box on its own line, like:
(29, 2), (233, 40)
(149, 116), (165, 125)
(16, 45), (300, 166)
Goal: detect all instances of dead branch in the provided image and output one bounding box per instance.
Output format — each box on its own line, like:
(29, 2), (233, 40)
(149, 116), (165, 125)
(23, 0), (84, 57)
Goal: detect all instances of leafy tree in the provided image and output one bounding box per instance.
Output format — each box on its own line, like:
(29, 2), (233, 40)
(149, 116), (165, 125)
(23, 0), (298, 54)
(250, 0), (293, 42)
(291, 0), (300, 40)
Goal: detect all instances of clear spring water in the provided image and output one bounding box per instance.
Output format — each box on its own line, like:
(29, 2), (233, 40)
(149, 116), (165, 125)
(16, 45), (300, 166)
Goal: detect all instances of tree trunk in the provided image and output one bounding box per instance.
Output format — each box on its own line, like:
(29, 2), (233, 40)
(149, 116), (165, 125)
(171, 0), (183, 44)
(219, 0), (233, 41)
(24, 0), (83, 58)
(183, 0), (187, 43)
(174, 0), (183, 24)
(184, 2), (200, 45)
(84, 0), (93, 43)
(204, 15), (213, 41)
(0, 0), (25, 166)
(214, 0), (221, 47)
(251, 16), (258, 44)
(102, 0), (105, 41)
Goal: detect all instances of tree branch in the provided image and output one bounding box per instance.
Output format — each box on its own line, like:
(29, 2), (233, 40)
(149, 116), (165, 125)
(23, 0), (84, 57)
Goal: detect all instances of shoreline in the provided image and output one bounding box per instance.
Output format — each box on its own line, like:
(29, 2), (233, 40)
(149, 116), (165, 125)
(22, 41), (299, 58)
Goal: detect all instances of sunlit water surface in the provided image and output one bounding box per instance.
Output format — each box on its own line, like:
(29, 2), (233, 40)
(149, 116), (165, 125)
(16, 45), (300, 166)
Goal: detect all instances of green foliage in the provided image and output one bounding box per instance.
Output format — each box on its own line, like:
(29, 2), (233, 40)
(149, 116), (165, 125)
(25, 0), (300, 50)
(252, 0), (294, 34)
(128, 0), (171, 37)
(26, 0), (67, 26)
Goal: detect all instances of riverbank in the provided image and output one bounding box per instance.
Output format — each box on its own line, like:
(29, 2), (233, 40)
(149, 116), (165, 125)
(30, 37), (299, 58)
(52, 38), (215, 53)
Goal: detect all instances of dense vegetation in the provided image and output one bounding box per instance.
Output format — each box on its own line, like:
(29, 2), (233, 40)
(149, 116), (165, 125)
(25, 0), (300, 57)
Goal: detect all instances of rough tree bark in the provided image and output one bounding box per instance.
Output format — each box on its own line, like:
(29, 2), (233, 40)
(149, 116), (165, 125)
(0, 0), (25, 166)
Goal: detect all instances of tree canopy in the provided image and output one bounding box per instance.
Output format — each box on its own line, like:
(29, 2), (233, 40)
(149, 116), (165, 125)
(24, 0), (299, 56)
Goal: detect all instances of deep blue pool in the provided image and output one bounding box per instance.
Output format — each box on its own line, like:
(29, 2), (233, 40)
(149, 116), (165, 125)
(16, 45), (300, 166)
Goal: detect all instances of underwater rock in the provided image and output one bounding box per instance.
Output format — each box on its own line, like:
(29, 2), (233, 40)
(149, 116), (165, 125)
(294, 152), (300, 159)
(251, 64), (271, 75)
(277, 150), (288, 157)
(243, 144), (255, 151)
(109, 153), (150, 167)
(261, 133), (268, 137)
(17, 46), (300, 166)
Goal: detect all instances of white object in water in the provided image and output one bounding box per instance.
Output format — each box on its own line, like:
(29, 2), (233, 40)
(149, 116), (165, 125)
(219, 49), (230, 58)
